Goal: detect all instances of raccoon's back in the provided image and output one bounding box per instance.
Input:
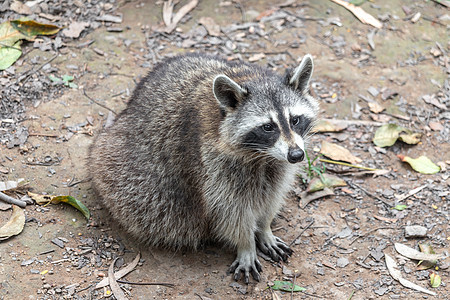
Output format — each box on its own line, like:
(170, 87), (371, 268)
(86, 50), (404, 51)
(88, 55), (232, 249)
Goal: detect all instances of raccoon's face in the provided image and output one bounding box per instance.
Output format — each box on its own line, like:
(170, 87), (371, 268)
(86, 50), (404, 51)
(213, 54), (318, 164)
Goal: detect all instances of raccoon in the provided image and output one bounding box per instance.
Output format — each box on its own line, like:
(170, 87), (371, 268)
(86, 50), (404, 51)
(88, 53), (319, 283)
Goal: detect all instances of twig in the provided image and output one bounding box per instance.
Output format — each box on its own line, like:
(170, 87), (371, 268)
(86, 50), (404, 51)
(6, 53), (59, 89)
(289, 220), (314, 246)
(0, 191), (26, 208)
(83, 89), (117, 115)
(319, 159), (380, 171)
(346, 181), (393, 207)
(37, 249), (55, 256)
(349, 226), (395, 245)
(395, 184), (428, 201)
(28, 132), (59, 138)
(291, 273), (296, 300)
(116, 279), (174, 288)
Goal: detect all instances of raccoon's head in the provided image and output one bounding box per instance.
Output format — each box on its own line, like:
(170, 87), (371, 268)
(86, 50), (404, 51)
(213, 54), (318, 164)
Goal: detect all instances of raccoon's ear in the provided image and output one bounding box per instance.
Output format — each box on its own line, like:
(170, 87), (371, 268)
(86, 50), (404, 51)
(286, 54), (314, 92)
(213, 75), (247, 109)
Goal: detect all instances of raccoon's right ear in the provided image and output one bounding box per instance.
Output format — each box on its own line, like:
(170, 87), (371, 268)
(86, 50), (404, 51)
(285, 54), (314, 93)
(213, 75), (247, 110)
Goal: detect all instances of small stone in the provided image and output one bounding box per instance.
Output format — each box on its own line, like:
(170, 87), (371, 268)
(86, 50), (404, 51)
(337, 257), (349, 268)
(367, 86), (379, 97)
(404, 225), (427, 238)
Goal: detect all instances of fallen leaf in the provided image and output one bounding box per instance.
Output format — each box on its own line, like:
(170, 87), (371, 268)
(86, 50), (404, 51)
(417, 244), (437, 270)
(392, 204), (407, 211)
(320, 141), (362, 164)
(385, 254), (436, 296)
(27, 191), (52, 204)
(11, 20), (61, 38)
(165, 0), (199, 33)
(270, 281), (306, 292)
(198, 17), (221, 36)
(368, 101), (384, 113)
(0, 205), (25, 240)
(397, 155), (440, 174)
(62, 21), (90, 38)
(299, 187), (334, 208)
(0, 40), (22, 70)
(394, 243), (446, 261)
(430, 272), (441, 288)
(306, 173), (346, 193)
(312, 119), (347, 132)
(428, 121), (444, 131)
(108, 258), (127, 300)
(29, 193), (90, 220)
(96, 253), (141, 289)
(10, 0), (32, 14)
(330, 0), (382, 28)
(248, 53), (265, 62)
(422, 94), (446, 110)
(373, 124), (421, 147)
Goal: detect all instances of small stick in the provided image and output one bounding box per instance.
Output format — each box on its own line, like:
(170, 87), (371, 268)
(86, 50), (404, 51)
(346, 181), (393, 207)
(0, 191), (26, 208)
(319, 158), (380, 171)
(395, 184), (427, 201)
(116, 279), (174, 288)
(83, 89), (117, 115)
(289, 220), (314, 246)
(28, 133), (59, 138)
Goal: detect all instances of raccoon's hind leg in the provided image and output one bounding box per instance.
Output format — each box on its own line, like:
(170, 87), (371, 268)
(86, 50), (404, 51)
(255, 216), (293, 262)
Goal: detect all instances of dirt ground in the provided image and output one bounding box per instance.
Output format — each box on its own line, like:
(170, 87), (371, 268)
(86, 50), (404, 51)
(0, 0), (449, 299)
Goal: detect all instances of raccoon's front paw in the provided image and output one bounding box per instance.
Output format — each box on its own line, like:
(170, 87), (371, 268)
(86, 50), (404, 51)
(228, 250), (263, 283)
(257, 233), (293, 262)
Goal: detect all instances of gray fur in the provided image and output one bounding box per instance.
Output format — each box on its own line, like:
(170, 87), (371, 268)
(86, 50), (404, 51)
(88, 53), (318, 283)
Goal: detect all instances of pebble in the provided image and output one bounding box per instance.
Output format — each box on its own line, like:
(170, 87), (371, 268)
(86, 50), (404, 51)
(404, 225), (427, 238)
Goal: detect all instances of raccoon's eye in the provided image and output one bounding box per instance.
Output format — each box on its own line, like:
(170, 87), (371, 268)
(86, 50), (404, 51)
(262, 123), (275, 132)
(292, 116), (300, 126)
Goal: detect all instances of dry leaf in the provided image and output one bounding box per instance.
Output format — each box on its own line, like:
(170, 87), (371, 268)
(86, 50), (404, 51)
(368, 102), (384, 113)
(248, 53), (265, 62)
(385, 254), (436, 296)
(330, 0), (382, 29)
(198, 17), (221, 36)
(162, 0), (174, 27)
(165, 0), (199, 33)
(108, 258), (127, 300)
(0, 205), (25, 240)
(299, 187), (334, 208)
(320, 141), (362, 164)
(394, 243), (446, 261)
(63, 22), (90, 38)
(312, 119), (347, 133)
(428, 121), (444, 131)
(96, 253), (141, 289)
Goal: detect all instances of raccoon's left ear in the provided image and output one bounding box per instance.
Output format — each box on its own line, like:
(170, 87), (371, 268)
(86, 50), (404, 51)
(285, 54), (314, 92)
(213, 75), (247, 110)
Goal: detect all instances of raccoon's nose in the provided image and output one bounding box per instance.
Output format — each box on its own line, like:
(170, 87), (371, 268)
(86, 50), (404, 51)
(287, 147), (305, 164)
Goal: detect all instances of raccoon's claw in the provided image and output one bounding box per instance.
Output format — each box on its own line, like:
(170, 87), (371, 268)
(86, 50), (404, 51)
(257, 234), (293, 262)
(228, 253), (262, 283)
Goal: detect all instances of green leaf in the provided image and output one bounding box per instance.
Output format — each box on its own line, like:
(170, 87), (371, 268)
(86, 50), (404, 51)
(0, 40), (22, 70)
(307, 173), (346, 193)
(0, 21), (28, 47)
(51, 196), (91, 220)
(48, 74), (62, 83)
(373, 124), (421, 147)
(392, 204), (407, 211)
(417, 244), (437, 270)
(430, 272), (441, 288)
(397, 155), (440, 174)
(61, 74), (74, 82)
(10, 20), (61, 38)
(271, 281), (306, 292)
